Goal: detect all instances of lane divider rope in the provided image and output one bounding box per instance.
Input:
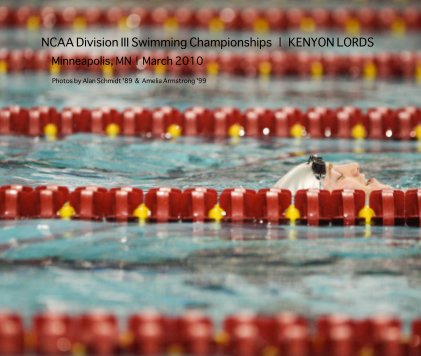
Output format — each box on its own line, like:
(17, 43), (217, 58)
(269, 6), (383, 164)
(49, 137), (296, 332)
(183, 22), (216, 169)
(0, 6), (420, 33)
(0, 185), (420, 226)
(0, 311), (420, 355)
(1, 106), (421, 141)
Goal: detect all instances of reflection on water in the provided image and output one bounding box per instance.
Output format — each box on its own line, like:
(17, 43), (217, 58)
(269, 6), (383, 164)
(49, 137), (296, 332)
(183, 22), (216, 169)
(0, 220), (420, 326)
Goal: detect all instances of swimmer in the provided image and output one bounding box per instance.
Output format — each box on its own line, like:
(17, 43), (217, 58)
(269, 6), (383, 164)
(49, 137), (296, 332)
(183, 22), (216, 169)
(274, 155), (391, 194)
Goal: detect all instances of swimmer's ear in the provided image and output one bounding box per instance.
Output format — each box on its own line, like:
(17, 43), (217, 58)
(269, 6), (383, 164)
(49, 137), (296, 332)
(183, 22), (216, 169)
(326, 163), (333, 177)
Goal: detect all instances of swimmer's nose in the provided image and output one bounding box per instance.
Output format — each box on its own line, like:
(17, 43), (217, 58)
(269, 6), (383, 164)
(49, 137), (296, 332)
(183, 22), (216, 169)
(349, 163), (361, 176)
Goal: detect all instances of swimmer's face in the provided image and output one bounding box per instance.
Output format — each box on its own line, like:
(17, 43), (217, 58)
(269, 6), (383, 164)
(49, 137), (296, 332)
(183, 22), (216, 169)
(323, 162), (391, 194)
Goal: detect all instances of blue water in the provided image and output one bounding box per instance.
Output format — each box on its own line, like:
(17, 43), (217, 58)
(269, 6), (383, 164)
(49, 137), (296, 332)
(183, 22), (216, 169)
(0, 220), (420, 327)
(1, 74), (421, 110)
(1, 136), (421, 190)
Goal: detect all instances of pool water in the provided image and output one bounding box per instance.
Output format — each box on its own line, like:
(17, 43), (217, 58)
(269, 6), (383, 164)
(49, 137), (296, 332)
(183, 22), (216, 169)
(1, 135), (421, 190)
(1, 219), (421, 328)
(2, 74), (421, 110)
(0, 220), (421, 328)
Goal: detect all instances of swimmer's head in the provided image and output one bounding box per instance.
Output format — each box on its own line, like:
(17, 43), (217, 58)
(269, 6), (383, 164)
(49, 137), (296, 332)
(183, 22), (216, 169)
(274, 156), (391, 194)
(273, 155), (326, 194)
